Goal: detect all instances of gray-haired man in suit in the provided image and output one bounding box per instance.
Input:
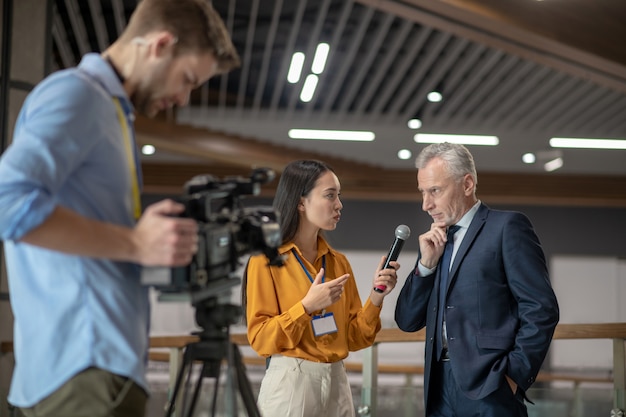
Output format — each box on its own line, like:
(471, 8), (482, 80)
(395, 142), (559, 417)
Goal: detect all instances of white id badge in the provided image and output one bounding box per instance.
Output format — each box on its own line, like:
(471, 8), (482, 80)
(312, 312), (338, 336)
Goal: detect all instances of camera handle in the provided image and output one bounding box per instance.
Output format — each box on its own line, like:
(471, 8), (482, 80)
(164, 332), (261, 417)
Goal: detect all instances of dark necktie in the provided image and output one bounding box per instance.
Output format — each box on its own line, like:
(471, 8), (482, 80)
(436, 225), (460, 360)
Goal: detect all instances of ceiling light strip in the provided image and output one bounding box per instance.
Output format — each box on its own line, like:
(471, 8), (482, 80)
(550, 137), (626, 150)
(299, 75), (319, 102)
(311, 43), (330, 74)
(414, 134), (499, 146)
(287, 52), (305, 83)
(544, 157), (564, 172)
(289, 129), (375, 141)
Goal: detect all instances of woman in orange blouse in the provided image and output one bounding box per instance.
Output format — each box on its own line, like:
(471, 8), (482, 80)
(243, 159), (400, 417)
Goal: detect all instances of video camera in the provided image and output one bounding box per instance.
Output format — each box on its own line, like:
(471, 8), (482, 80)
(152, 169), (284, 417)
(149, 167), (284, 309)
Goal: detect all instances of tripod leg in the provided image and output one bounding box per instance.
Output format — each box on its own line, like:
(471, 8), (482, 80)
(166, 351), (192, 417)
(210, 363), (220, 417)
(223, 340), (239, 416)
(167, 345), (208, 417)
(231, 343), (262, 417)
(185, 362), (206, 417)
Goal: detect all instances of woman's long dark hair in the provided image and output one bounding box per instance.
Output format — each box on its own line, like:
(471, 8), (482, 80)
(240, 160), (333, 324)
(274, 159), (333, 244)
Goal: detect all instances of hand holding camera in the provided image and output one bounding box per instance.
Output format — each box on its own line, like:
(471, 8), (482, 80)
(133, 199), (199, 267)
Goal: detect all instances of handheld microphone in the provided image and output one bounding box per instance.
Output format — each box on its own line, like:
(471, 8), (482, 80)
(374, 224), (411, 293)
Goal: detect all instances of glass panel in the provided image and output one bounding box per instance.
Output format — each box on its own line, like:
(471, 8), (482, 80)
(349, 385), (614, 417)
(147, 361), (615, 417)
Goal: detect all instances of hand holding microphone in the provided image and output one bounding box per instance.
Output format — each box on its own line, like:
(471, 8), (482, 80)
(374, 224), (411, 293)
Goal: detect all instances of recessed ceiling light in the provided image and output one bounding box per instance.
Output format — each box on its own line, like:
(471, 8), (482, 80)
(550, 137), (626, 150)
(288, 129), (375, 141)
(141, 144), (156, 155)
(427, 91), (443, 103)
(407, 119), (422, 130)
(522, 153), (536, 164)
(397, 149), (412, 160)
(414, 133), (499, 146)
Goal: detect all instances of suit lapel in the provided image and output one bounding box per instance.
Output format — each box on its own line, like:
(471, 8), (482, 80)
(447, 203), (489, 288)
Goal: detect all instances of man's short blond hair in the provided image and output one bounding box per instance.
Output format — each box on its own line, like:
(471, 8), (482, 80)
(122, 0), (240, 74)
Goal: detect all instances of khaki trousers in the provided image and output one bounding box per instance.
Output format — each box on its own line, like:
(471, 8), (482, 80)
(257, 355), (355, 417)
(16, 367), (147, 417)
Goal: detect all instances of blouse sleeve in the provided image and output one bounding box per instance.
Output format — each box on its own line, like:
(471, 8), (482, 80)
(342, 257), (382, 351)
(245, 253), (312, 357)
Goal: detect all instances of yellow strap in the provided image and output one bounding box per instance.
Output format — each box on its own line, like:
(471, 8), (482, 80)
(112, 97), (142, 220)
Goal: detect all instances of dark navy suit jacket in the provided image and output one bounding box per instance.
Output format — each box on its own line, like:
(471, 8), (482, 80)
(395, 203), (559, 409)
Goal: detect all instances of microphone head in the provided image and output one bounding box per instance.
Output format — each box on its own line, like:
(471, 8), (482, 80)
(394, 224), (411, 240)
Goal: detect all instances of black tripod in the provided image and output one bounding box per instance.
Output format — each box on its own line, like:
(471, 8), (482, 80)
(165, 303), (261, 417)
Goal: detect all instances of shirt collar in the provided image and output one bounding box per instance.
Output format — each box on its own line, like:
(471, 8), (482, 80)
(279, 235), (333, 260)
(78, 53), (133, 107)
(455, 200), (481, 230)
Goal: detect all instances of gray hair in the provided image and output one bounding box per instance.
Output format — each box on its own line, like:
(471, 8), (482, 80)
(415, 142), (478, 188)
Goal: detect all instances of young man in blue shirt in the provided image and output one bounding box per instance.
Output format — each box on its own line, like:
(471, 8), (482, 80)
(0, 1), (239, 416)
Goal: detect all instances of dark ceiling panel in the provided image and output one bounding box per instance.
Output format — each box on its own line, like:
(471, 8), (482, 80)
(51, 0), (626, 186)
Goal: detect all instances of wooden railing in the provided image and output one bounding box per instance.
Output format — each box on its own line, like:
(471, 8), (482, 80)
(3, 323), (626, 416)
(357, 324), (626, 417)
(146, 323), (626, 417)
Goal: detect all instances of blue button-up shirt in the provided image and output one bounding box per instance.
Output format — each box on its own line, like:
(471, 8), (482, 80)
(0, 54), (150, 407)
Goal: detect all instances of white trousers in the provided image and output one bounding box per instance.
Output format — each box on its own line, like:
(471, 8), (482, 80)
(257, 355), (355, 417)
